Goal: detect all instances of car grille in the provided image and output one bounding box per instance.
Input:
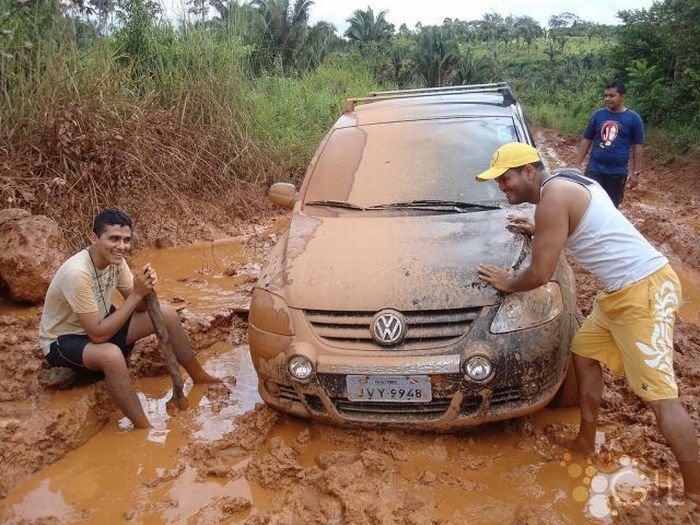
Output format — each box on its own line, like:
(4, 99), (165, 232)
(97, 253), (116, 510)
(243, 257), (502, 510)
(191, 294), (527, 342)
(278, 384), (302, 403)
(333, 398), (452, 420)
(462, 375), (560, 415)
(305, 307), (481, 350)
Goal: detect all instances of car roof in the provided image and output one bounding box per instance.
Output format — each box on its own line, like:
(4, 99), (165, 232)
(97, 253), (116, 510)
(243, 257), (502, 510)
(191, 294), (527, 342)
(337, 87), (519, 128)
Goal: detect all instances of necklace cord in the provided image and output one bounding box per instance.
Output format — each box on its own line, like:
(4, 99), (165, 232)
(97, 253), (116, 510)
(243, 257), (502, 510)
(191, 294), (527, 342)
(86, 247), (112, 318)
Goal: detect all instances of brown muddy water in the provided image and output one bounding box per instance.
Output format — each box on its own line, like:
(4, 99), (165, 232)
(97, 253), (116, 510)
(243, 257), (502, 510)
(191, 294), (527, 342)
(1, 222), (698, 524)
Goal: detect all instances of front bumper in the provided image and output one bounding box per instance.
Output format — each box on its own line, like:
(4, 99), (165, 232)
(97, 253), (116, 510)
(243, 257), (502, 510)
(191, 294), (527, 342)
(248, 303), (573, 432)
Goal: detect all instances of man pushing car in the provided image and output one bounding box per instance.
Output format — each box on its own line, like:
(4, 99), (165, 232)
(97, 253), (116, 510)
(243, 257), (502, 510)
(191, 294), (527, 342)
(476, 142), (699, 504)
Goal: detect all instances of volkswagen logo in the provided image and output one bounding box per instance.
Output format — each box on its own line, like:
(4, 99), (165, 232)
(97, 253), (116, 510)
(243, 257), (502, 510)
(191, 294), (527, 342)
(371, 310), (407, 346)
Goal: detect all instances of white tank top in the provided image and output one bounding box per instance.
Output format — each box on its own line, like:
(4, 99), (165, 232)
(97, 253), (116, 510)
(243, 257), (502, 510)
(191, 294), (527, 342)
(541, 169), (667, 291)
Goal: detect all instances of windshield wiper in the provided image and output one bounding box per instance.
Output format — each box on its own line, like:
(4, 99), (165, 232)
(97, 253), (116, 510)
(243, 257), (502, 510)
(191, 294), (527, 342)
(305, 200), (366, 210)
(370, 200), (501, 212)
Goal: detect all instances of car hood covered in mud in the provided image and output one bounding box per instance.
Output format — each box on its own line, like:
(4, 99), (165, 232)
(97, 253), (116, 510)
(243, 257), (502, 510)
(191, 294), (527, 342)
(258, 207), (528, 311)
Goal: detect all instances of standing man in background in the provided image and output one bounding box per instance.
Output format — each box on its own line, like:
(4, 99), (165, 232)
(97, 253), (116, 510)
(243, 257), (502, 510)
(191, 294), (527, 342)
(576, 80), (644, 207)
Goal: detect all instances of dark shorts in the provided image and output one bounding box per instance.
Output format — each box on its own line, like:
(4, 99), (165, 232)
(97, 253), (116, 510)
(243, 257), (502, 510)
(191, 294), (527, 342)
(586, 171), (628, 208)
(45, 307), (134, 371)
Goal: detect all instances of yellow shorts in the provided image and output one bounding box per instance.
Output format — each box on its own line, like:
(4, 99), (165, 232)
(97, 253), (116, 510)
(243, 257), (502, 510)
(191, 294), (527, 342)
(571, 264), (682, 401)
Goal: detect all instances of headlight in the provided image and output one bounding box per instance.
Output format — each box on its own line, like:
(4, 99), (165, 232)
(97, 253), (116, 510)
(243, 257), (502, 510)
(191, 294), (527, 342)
(288, 355), (314, 381)
(249, 288), (295, 336)
(464, 356), (493, 381)
(490, 282), (563, 333)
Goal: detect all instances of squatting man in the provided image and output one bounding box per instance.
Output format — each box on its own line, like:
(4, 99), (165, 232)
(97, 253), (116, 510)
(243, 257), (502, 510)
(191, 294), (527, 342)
(475, 142), (699, 503)
(39, 209), (219, 429)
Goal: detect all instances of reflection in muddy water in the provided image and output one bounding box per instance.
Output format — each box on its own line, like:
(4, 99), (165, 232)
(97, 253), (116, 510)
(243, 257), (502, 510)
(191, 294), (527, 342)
(131, 220), (289, 315)
(2, 344), (262, 524)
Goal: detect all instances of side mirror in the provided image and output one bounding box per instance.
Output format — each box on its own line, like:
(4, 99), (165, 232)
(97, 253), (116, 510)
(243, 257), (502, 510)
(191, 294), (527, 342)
(268, 183), (297, 209)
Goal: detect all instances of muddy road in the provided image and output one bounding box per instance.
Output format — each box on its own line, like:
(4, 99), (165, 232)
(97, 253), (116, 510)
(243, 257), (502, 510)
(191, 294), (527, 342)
(0, 130), (699, 524)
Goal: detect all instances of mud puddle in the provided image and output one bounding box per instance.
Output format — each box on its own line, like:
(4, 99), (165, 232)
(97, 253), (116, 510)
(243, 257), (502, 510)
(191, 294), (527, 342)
(4, 346), (615, 525)
(129, 219), (289, 315)
(1, 343), (263, 523)
(1, 227), (618, 525)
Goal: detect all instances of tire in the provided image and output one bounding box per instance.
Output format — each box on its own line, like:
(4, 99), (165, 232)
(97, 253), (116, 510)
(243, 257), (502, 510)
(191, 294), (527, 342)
(549, 355), (579, 408)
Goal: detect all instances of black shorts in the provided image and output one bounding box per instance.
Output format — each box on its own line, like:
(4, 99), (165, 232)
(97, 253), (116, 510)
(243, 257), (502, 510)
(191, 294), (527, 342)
(45, 307), (134, 370)
(585, 171), (628, 208)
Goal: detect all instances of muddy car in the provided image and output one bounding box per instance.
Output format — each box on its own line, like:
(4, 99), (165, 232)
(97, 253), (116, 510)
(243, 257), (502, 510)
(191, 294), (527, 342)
(248, 83), (577, 431)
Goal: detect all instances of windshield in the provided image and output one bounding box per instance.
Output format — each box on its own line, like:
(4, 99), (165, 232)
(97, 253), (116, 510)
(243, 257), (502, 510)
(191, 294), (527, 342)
(303, 117), (519, 208)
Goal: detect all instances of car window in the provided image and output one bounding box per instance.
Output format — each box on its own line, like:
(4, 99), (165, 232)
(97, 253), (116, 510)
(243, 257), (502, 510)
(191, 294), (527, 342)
(303, 117), (519, 208)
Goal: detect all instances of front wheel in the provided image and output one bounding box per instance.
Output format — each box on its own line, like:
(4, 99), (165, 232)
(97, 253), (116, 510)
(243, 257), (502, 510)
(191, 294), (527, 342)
(549, 355), (578, 408)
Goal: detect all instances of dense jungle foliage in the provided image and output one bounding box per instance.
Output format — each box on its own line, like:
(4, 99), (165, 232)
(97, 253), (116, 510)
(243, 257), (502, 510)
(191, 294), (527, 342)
(1, 0), (698, 203)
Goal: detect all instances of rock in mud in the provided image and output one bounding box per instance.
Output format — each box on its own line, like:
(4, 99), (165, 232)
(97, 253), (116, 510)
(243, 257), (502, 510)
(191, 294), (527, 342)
(0, 209), (66, 303)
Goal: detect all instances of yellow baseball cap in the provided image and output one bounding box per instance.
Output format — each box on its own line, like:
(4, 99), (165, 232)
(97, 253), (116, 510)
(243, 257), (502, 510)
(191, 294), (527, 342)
(475, 142), (541, 181)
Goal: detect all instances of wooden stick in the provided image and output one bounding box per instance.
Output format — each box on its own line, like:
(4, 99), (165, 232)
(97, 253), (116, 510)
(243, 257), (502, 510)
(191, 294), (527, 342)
(145, 292), (189, 410)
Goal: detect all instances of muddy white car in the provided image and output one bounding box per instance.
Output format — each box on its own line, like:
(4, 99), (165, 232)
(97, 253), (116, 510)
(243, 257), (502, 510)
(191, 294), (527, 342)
(248, 83), (577, 430)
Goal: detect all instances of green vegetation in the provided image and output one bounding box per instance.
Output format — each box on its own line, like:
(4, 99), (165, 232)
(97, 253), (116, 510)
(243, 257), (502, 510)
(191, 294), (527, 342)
(1, 0), (698, 229)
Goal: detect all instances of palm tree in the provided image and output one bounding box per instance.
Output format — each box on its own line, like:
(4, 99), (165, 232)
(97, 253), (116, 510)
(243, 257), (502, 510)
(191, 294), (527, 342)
(412, 26), (458, 87)
(453, 47), (492, 85)
(344, 6), (393, 45)
(250, 0), (314, 72)
(296, 20), (337, 70)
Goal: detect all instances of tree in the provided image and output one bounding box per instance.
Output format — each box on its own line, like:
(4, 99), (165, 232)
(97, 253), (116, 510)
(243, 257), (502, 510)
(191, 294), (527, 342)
(114, 0), (162, 81)
(344, 6), (393, 45)
(548, 12), (582, 36)
(614, 0), (700, 125)
(412, 26), (458, 87)
(297, 20), (337, 70)
(478, 12), (503, 42)
(250, 0), (314, 73)
(453, 46), (492, 85)
(513, 16), (542, 48)
(187, 0), (208, 23)
(88, 0), (114, 34)
(209, 0), (255, 29)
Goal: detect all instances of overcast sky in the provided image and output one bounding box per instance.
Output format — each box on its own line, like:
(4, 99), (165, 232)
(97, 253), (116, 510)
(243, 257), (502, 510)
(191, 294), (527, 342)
(161, 0), (657, 31)
(307, 0), (656, 33)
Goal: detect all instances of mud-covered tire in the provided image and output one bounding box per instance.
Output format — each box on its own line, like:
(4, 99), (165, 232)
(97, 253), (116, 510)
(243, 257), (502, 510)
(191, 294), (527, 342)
(549, 355), (578, 408)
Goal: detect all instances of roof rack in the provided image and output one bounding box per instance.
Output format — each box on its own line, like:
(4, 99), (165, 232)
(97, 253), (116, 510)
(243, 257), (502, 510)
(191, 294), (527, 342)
(343, 83), (516, 113)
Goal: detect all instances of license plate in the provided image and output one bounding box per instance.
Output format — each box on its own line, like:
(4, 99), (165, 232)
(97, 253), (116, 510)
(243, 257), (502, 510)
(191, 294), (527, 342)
(346, 375), (432, 402)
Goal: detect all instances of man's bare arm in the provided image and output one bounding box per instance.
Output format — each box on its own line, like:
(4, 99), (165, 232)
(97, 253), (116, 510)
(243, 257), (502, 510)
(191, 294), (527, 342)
(628, 143), (643, 189)
(506, 214), (535, 236)
(77, 264), (155, 342)
(479, 187), (570, 293)
(575, 138), (593, 168)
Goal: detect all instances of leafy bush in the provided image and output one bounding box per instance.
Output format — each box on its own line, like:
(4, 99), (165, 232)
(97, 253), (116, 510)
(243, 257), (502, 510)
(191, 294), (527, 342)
(242, 54), (380, 181)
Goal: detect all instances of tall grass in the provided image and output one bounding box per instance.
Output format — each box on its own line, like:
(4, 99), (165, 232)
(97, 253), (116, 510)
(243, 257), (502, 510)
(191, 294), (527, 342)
(243, 54), (380, 180)
(0, 6), (384, 246)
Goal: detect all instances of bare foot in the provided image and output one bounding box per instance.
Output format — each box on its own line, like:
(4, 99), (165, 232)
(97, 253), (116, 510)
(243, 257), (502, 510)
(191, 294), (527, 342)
(220, 375), (236, 386)
(195, 375), (221, 383)
(166, 395), (189, 412)
(193, 373), (222, 384)
(553, 435), (595, 456)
